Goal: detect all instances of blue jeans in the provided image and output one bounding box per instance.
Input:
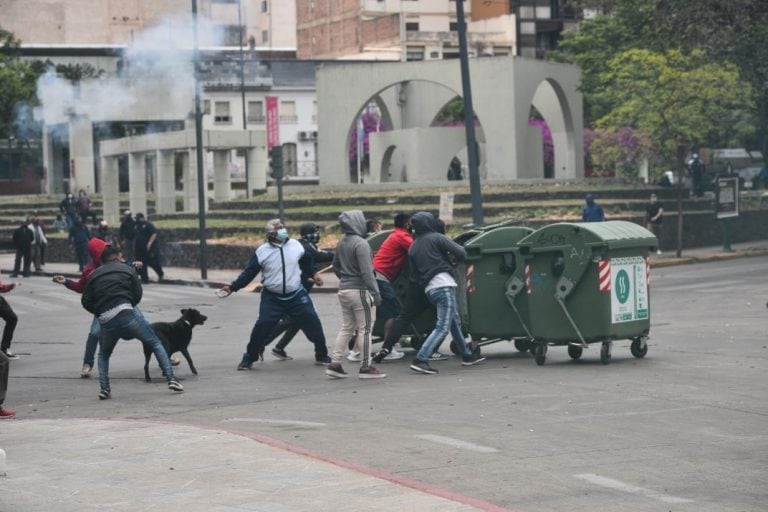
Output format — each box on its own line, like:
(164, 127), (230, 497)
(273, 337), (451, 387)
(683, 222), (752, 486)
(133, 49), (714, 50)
(84, 308), (147, 367)
(98, 308), (175, 392)
(416, 286), (473, 361)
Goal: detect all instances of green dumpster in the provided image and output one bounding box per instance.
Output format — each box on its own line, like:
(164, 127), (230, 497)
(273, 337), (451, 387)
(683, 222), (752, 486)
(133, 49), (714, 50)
(459, 226), (535, 353)
(518, 221), (658, 365)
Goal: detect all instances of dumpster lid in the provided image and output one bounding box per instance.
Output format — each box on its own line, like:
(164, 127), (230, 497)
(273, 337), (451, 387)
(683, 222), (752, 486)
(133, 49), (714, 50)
(464, 226), (535, 256)
(519, 221), (657, 251)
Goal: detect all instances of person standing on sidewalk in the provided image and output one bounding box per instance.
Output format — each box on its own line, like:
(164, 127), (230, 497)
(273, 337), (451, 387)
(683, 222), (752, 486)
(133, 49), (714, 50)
(645, 193), (664, 255)
(68, 219), (91, 272)
(119, 210), (136, 261)
(81, 246), (183, 400)
(267, 223), (334, 361)
(325, 210), (385, 380)
(407, 211), (484, 375)
(134, 213), (164, 283)
(0, 351), (15, 418)
(28, 216), (47, 274)
(219, 219), (331, 370)
(11, 218), (33, 278)
(582, 194), (605, 222)
(0, 277), (19, 360)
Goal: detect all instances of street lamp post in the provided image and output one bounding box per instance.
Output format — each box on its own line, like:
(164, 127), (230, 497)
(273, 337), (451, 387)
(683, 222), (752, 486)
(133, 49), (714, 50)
(192, 0), (208, 279)
(238, 0), (250, 198)
(454, 0), (484, 226)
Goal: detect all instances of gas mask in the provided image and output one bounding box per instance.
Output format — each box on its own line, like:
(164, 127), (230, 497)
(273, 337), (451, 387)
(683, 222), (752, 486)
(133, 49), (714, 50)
(304, 232), (320, 245)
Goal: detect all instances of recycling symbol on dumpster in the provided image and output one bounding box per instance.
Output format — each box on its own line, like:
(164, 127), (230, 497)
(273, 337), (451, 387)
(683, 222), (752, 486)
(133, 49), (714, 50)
(615, 269), (630, 304)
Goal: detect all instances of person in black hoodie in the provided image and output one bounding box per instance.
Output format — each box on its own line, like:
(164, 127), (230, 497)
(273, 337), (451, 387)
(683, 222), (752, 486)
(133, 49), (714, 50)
(82, 246), (183, 400)
(406, 211), (484, 374)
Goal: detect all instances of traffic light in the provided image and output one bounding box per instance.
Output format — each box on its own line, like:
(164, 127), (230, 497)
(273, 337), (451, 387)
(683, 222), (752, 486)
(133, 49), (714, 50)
(269, 145), (283, 180)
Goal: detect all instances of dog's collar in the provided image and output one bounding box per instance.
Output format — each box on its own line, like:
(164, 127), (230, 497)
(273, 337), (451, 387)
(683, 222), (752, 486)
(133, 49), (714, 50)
(182, 319), (192, 327)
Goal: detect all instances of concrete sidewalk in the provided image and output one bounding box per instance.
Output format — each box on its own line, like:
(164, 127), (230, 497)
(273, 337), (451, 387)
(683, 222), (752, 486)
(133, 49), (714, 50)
(2, 240), (768, 290)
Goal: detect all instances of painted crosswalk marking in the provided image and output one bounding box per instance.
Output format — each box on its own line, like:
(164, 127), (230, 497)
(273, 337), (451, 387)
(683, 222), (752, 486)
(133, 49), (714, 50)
(574, 473), (693, 504)
(415, 434), (499, 453)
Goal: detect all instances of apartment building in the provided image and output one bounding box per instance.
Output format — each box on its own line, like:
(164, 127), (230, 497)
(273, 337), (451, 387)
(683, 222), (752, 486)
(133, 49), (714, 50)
(0, 0), (296, 50)
(296, 0), (516, 61)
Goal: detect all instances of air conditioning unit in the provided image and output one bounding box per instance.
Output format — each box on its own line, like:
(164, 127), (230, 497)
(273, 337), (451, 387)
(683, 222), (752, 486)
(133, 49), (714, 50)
(311, 130), (318, 140)
(298, 131), (309, 141)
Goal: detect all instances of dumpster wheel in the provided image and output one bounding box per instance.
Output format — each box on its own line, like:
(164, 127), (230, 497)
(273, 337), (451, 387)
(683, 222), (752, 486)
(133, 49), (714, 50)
(533, 343), (547, 365)
(630, 337), (648, 358)
(600, 341), (612, 364)
(514, 340), (531, 353)
(567, 345), (583, 360)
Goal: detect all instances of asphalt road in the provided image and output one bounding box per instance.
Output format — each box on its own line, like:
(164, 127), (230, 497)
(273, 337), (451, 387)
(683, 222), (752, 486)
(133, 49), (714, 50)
(4, 257), (768, 512)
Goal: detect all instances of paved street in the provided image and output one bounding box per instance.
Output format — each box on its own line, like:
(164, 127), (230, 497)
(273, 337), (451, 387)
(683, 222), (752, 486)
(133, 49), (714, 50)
(1, 257), (767, 511)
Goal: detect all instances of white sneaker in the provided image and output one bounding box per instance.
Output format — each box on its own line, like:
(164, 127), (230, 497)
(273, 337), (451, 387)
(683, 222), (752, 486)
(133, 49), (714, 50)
(384, 348), (405, 360)
(429, 352), (449, 361)
(346, 351), (362, 362)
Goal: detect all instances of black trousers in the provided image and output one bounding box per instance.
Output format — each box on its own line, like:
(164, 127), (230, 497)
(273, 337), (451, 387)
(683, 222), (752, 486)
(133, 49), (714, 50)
(379, 282), (431, 353)
(12, 247), (31, 276)
(0, 296), (18, 353)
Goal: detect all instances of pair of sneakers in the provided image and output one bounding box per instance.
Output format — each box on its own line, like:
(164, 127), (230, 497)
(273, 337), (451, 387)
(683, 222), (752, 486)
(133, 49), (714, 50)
(326, 362), (386, 379)
(98, 379), (183, 400)
(410, 353), (486, 375)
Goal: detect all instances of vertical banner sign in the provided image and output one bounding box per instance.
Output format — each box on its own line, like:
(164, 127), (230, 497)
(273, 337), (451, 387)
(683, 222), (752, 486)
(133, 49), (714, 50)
(266, 96), (279, 150)
(716, 177), (739, 219)
(610, 256), (649, 324)
(439, 192), (455, 225)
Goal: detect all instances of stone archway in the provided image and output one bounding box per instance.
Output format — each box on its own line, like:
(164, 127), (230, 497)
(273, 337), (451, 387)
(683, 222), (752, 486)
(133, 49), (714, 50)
(317, 57), (583, 186)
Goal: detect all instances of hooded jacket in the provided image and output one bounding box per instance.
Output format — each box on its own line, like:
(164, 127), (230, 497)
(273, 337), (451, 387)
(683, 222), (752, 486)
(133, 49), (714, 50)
(81, 260), (143, 316)
(407, 211), (466, 287)
(64, 238), (109, 293)
(333, 210), (380, 304)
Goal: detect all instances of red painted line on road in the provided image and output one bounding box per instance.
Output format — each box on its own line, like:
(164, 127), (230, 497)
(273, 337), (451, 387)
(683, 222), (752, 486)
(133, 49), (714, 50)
(230, 427), (522, 512)
(93, 417), (521, 512)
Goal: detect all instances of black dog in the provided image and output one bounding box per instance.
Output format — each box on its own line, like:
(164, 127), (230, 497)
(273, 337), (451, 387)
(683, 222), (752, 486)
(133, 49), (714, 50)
(144, 308), (207, 382)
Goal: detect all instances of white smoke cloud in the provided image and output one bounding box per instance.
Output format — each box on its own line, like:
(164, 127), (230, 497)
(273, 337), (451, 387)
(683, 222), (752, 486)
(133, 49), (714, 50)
(36, 14), (224, 126)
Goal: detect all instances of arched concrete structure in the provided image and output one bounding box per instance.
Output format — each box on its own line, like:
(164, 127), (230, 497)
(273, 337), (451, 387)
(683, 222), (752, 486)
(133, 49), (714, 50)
(317, 57), (583, 185)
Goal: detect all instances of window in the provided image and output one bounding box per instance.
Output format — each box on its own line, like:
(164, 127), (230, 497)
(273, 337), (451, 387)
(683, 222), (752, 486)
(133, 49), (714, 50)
(222, 25), (242, 46)
(279, 101), (297, 123)
(214, 101), (231, 124)
(261, 0), (268, 13)
(312, 101), (317, 123)
(262, 30), (269, 43)
(449, 21), (459, 31)
(406, 47), (424, 61)
(405, 21), (419, 31)
(247, 101), (264, 123)
(203, 100), (211, 115)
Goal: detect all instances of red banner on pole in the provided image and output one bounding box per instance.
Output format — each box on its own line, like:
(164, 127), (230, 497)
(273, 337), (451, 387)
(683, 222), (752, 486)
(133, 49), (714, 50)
(266, 96), (279, 149)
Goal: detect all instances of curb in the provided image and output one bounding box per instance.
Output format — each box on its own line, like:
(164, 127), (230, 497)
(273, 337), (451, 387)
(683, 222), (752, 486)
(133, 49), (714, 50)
(4, 249), (766, 289)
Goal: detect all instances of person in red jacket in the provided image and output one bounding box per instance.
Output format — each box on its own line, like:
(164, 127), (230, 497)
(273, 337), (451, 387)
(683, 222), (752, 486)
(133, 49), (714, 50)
(367, 213), (412, 362)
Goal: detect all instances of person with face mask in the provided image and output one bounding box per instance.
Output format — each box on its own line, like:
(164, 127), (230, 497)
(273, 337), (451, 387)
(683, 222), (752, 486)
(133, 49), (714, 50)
(133, 213), (164, 283)
(218, 219), (331, 370)
(265, 223), (335, 361)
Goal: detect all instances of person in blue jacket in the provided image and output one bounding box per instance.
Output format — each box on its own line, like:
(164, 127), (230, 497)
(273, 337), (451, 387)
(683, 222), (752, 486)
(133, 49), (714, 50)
(582, 194), (605, 222)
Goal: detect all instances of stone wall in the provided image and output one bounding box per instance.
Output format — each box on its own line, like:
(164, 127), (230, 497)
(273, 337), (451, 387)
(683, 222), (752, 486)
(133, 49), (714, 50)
(40, 208), (768, 269)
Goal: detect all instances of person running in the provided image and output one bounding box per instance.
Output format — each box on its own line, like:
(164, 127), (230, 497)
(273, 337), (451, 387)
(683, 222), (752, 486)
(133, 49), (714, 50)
(0, 276), (19, 360)
(219, 219), (331, 370)
(267, 223), (334, 361)
(325, 210), (385, 379)
(81, 246), (183, 399)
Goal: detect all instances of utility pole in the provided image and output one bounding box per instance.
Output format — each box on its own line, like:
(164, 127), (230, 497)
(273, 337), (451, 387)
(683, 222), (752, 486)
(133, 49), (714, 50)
(238, 0), (250, 198)
(192, 0), (208, 279)
(454, 0), (484, 226)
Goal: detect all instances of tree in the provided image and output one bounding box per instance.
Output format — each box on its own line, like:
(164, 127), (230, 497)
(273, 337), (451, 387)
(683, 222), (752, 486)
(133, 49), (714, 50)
(596, 49), (752, 163)
(0, 26), (43, 139)
(587, 126), (658, 179)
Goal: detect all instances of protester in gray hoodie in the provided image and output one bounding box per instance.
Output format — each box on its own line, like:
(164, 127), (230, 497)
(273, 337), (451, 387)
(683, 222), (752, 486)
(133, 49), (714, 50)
(326, 210), (386, 379)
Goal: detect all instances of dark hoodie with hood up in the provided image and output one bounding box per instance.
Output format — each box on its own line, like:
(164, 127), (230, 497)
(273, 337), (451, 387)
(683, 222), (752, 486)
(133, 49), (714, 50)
(333, 210), (381, 305)
(407, 211), (466, 287)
